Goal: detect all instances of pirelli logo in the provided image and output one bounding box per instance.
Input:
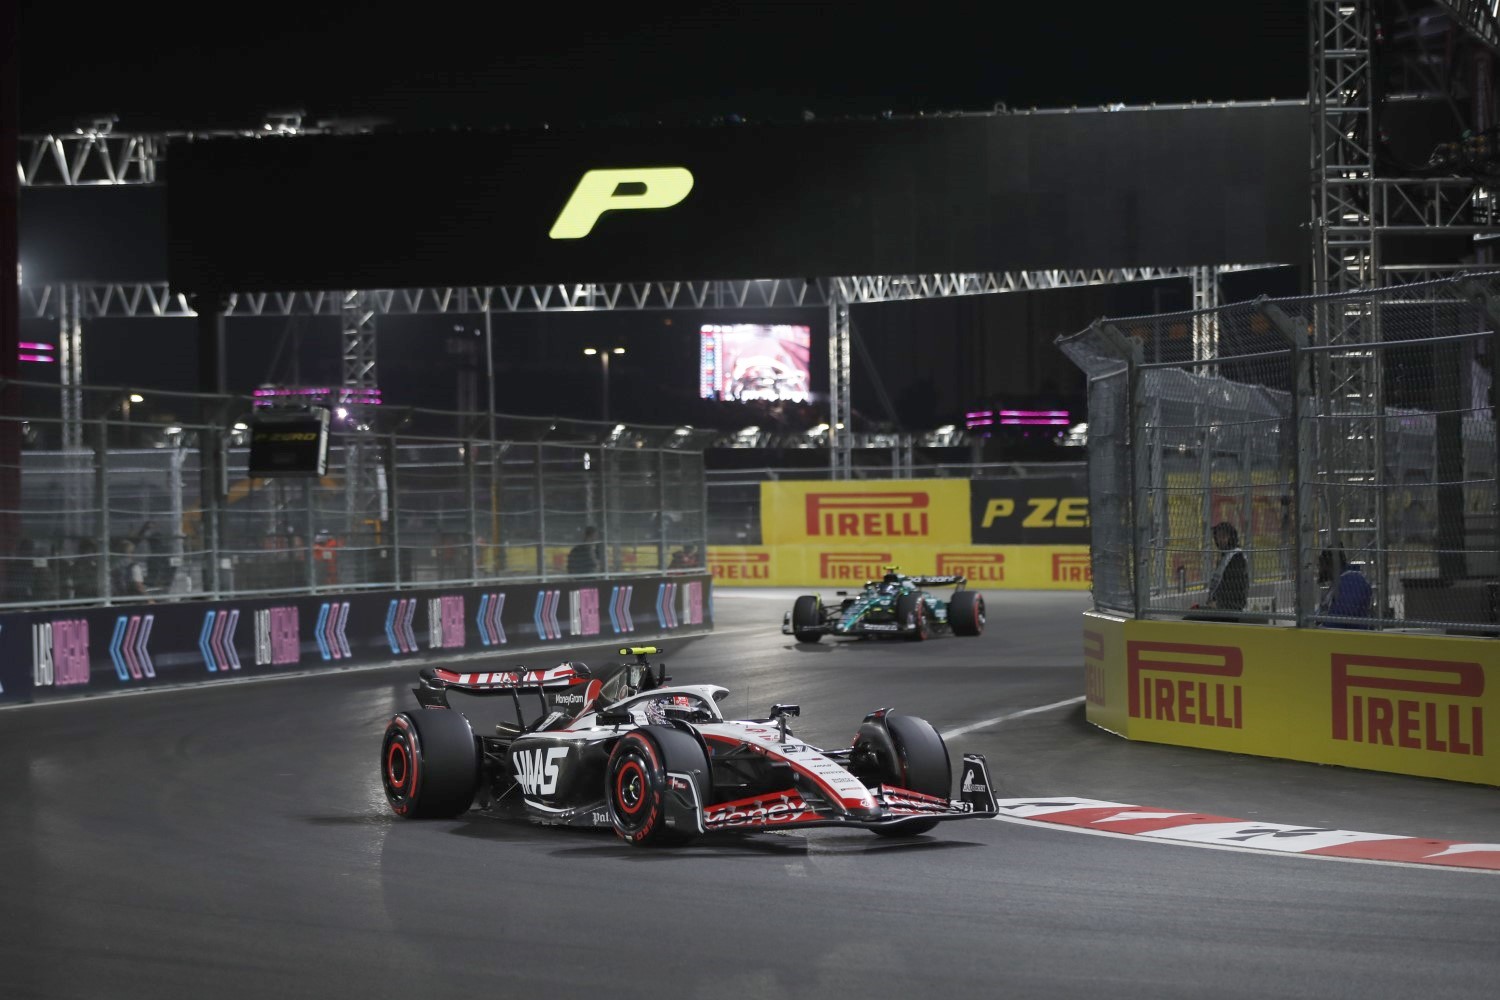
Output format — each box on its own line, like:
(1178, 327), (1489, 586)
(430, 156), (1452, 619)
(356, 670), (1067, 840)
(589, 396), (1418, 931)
(820, 552), (892, 581)
(1331, 654), (1484, 756)
(805, 492), (929, 538)
(707, 550), (770, 581)
(1052, 552), (1092, 582)
(1127, 641), (1243, 728)
(935, 552), (1005, 581)
(1083, 629), (1106, 706)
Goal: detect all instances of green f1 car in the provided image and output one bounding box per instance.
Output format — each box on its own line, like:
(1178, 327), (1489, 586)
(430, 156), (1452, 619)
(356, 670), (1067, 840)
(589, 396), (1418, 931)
(782, 566), (986, 642)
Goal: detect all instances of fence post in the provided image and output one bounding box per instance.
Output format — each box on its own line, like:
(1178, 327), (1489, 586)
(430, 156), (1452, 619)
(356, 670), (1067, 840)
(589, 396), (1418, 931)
(657, 448), (668, 571)
(465, 438), (478, 584)
(302, 478), (316, 592)
(600, 444), (611, 574)
(1262, 299), (1319, 626)
(535, 443), (547, 581)
(387, 431), (402, 590)
(94, 415), (111, 602)
(1097, 322), (1149, 618)
(1461, 277), (1500, 519)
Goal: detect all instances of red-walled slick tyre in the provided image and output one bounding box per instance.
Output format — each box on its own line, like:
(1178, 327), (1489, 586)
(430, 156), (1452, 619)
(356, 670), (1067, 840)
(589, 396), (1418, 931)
(381, 709), (480, 819)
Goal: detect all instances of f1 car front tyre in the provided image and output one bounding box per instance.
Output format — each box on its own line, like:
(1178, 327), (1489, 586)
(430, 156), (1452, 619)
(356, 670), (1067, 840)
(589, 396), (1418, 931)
(381, 710), (481, 819)
(856, 713), (952, 836)
(606, 727), (710, 846)
(949, 590), (986, 636)
(791, 595), (823, 643)
(896, 593), (929, 641)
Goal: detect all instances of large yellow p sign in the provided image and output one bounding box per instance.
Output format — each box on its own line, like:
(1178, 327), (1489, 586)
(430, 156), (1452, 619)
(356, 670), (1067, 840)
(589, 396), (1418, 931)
(549, 167), (694, 239)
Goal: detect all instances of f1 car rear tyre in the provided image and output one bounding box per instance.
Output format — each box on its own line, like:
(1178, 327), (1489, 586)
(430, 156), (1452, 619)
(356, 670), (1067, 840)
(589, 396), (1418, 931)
(791, 595), (823, 643)
(949, 590), (986, 636)
(607, 727), (710, 846)
(859, 713), (951, 837)
(896, 593), (928, 641)
(381, 709), (481, 819)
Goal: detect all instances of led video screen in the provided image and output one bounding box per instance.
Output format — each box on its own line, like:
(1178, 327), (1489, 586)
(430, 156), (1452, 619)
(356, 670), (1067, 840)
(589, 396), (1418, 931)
(699, 324), (812, 403)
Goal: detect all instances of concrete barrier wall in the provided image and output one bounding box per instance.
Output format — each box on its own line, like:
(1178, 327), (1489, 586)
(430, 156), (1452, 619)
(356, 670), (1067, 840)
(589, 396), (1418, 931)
(1082, 613), (1498, 786)
(1, 574), (711, 705)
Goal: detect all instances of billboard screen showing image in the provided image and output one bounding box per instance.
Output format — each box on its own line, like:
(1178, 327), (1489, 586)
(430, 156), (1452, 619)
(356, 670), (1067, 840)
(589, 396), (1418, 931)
(699, 324), (812, 403)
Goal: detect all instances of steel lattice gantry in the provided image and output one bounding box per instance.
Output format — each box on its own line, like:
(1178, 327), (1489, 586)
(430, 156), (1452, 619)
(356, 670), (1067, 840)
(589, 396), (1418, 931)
(18, 123), (1268, 476)
(1307, 0), (1500, 612)
(20, 268), (1252, 476)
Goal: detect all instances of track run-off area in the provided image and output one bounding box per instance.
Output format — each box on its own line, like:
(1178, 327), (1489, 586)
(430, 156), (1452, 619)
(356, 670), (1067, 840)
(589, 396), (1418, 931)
(2, 588), (1496, 1000)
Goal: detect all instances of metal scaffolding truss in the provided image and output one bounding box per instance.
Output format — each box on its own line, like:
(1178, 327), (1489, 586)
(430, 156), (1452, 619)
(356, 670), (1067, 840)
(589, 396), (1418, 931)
(17, 114), (335, 187)
(1311, 2), (1500, 296)
(19, 267), (1266, 322)
(1433, 1), (1500, 56)
(1372, 176), (1497, 231)
(18, 131), (168, 186)
(1310, 0), (1381, 572)
(1311, 0), (1378, 302)
(831, 267), (1210, 303)
(339, 291), (378, 399)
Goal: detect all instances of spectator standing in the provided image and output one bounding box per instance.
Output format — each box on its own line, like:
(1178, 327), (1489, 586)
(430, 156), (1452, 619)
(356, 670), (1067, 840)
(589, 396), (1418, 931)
(114, 540), (149, 597)
(567, 525), (602, 575)
(134, 521), (173, 590)
(1318, 548), (1373, 626)
(1203, 521), (1248, 612)
(70, 539), (100, 600)
(312, 529), (341, 586)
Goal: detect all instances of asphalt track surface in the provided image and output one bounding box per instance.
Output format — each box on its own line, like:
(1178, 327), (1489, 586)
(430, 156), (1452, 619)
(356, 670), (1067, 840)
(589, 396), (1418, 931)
(2, 588), (1496, 1000)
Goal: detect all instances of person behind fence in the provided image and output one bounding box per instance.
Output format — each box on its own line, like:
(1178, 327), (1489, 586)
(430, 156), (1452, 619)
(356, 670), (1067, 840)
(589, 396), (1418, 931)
(1197, 521), (1248, 613)
(114, 539), (149, 598)
(312, 529), (341, 586)
(1318, 548), (1373, 626)
(70, 539), (100, 599)
(568, 525), (602, 575)
(134, 520), (173, 591)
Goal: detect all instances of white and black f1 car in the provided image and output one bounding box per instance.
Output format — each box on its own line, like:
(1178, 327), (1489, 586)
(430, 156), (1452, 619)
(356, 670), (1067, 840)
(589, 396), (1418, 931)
(380, 646), (998, 845)
(783, 567), (986, 642)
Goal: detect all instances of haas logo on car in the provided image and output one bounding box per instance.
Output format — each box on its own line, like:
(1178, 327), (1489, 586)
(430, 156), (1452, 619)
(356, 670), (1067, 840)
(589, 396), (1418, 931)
(514, 747), (569, 795)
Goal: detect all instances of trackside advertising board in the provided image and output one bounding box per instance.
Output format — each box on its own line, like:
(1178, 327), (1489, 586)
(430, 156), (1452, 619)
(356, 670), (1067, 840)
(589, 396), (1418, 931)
(1082, 613), (1500, 786)
(0, 573), (710, 705)
(710, 476), (1093, 589)
(708, 545), (1091, 590)
(166, 105), (1305, 293)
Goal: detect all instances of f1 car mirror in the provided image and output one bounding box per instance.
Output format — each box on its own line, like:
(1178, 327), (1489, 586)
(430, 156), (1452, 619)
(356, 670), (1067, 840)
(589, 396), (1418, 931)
(770, 703), (800, 742)
(596, 706), (631, 727)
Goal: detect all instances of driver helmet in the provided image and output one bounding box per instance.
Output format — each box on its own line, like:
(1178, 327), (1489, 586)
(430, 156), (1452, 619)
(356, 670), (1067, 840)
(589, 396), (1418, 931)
(642, 694), (703, 726)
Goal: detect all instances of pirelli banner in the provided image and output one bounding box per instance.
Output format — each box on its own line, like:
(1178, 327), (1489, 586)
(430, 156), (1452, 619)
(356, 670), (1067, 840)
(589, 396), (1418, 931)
(1082, 613), (1499, 786)
(710, 476), (1092, 589)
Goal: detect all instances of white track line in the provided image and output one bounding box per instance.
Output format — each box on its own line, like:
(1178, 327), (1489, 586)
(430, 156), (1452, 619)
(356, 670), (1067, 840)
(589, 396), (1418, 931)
(941, 696), (1084, 739)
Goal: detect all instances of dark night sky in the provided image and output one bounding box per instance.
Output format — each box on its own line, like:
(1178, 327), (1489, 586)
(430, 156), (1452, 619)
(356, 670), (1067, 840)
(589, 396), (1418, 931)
(19, 2), (1311, 132)
(16, 1), (1313, 434)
